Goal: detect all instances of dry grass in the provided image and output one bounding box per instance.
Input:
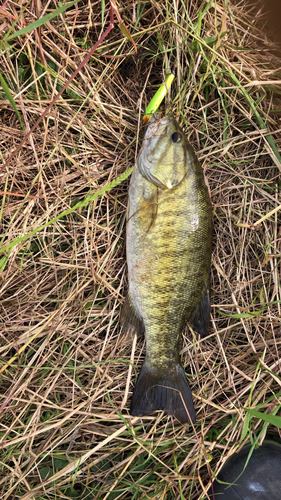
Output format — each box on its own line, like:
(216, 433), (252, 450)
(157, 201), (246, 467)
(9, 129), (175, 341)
(0, 0), (281, 498)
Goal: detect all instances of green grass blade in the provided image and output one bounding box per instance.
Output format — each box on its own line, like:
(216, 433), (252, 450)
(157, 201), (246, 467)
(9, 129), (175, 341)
(0, 166), (134, 255)
(229, 72), (281, 165)
(0, 256), (8, 274)
(218, 300), (281, 318)
(5, 0), (80, 41)
(2, 0), (33, 42)
(0, 74), (24, 131)
(101, 0), (105, 28)
(245, 407), (281, 428)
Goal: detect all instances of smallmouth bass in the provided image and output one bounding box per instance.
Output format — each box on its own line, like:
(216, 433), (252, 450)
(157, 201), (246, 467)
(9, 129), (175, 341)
(121, 115), (212, 423)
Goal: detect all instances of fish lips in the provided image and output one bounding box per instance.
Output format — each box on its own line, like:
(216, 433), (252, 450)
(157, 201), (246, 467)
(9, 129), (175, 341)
(144, 114), (172, 138)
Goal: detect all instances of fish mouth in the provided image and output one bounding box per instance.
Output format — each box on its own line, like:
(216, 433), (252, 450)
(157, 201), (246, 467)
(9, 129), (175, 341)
(144, 114), (173, 141)
(138, 114), (174, 163)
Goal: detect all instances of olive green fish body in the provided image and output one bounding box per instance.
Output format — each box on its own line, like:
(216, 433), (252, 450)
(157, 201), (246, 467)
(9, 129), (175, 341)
(122, 116), (212, 423)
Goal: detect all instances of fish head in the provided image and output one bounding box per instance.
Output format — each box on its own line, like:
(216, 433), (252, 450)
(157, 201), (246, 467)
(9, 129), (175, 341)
(137, 115), (188, 190)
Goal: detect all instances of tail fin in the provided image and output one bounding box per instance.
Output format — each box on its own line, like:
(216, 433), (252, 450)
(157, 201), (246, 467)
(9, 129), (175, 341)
(130, 363), (196, 424)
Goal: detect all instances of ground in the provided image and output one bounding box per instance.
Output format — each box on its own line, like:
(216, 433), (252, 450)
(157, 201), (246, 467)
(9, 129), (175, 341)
(0, 1), (281, 499)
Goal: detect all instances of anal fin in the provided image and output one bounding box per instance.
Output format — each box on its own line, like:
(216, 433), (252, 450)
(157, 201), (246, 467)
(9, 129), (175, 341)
(120, 294), (144, 338)
(189, 288), (211, 338)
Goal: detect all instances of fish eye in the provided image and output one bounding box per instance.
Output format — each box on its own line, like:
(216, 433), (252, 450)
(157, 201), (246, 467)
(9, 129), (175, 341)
(171, 132), (182, 143)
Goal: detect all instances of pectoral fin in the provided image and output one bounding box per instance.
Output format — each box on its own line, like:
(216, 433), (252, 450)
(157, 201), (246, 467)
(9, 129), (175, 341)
(136, 184), (158, 233)
(120, 294), (144, 338)
(189, 288), (211, 338)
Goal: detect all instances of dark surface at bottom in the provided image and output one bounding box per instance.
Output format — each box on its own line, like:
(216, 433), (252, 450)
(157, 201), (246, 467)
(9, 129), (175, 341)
(208, 439), (281, 499)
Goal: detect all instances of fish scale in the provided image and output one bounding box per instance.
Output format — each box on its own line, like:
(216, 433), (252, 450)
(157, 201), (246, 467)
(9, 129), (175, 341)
(121, 115), (212, 423)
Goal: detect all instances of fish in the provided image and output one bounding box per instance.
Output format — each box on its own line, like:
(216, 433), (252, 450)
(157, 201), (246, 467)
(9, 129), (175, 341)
(121, 115), (212, 424)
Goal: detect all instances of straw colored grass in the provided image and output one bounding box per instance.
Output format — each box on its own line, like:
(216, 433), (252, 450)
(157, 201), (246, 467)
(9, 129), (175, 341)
(0, 0), (281, 498)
